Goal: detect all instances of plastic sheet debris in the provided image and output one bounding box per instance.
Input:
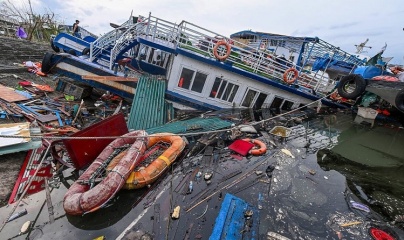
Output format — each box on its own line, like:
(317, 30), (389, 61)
(349, 200), (370, 213)
(6, 209), (27, 222)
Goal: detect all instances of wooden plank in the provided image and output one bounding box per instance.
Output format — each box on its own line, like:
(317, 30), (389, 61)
(82, 75), (138, 82)
(0, 84), (28, 102)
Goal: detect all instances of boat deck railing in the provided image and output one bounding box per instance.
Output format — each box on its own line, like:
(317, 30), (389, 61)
(109, 15), (179, 69)
(90, 17), (142, 62)
(107, 14), (346, 95)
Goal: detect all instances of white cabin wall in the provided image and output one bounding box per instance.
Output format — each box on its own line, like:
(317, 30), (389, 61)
(167, 54), (313, 109)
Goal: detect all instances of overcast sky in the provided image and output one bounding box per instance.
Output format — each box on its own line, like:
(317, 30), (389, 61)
(23, 0), (404, 64)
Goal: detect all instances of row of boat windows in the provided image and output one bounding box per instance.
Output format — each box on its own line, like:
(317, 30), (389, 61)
(177, 66), (296, 110)
(133, 44), (297, 110)
(136, 45), (171, 68)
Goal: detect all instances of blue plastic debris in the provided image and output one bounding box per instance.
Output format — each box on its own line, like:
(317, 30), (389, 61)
(210, 193), (259, 240)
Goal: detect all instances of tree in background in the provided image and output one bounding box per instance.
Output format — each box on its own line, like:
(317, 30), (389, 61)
(0, 0), (61, 41)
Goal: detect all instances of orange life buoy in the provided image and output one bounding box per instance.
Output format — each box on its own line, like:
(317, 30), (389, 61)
(213, 40), (231, 61)
(242, 138), (267, 156)
(283, 68), (299, 84)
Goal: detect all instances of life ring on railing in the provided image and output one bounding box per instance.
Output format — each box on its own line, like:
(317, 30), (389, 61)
(283, 68), (299, 84)
(242, 138), (267, 156)
(213, 40), (231, 61)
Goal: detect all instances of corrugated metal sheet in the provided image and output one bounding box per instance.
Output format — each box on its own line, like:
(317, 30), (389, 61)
(146, 117), (233, 134)
(127, 76), (167, 130)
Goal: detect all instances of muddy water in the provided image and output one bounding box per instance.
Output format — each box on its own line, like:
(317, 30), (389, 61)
(289, 110), (404, 231)
(315, 117), (404, 229)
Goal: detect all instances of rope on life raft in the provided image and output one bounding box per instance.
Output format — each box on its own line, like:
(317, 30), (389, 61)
(86, 145), (129, 188)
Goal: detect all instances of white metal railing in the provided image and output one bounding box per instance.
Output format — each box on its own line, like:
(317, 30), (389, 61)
(99, 13), (359, 95)
(90, 17), (141, 62)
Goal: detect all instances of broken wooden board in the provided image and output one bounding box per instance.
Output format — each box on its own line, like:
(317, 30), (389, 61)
(0, 84), (29, 102)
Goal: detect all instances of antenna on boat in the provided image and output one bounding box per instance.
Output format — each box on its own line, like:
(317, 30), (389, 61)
(354, 38), (372, 54)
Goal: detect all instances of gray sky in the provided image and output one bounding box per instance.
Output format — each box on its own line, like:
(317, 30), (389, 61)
(27, 0), (404, 64)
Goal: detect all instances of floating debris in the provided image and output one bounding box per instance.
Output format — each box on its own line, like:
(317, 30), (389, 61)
(267, 231), (291, 240)
(281, 149), (294, 158)
(238, 124), (257, 133)
(93, 236), (106, 240)
(20, 221), (31, 234)
(6, 209), (27, 223)
(204, 172), (213, 181)
(339, 221), (362, 227)
(350, 200), (370, 213)
(171, 206), (180, 219)
(187, 181), (193, 194)
(269, 126), (292, 138)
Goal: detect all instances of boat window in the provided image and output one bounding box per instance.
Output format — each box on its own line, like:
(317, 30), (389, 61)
(209, 77), (239, 103)
(139, 45), (148, 61)
(289, 55), (295, 62)
(191, 72), (207, 93)
(217, 80), (227, 99)
(178, 67), (207, 93)
(242, 89), (258, 107)
(269, 40), (285, 47)
(210, 78), (221, 98)
(299, 103), (307, 110)
(254, 92), (268, 109)
(228, 84), (238, 102)
(282, 100), (294, 110)
(136, 45), (170, 68)
(222, 82), (238, 102)
(270, 96), (284, 109)
(178, 68), (193, 89)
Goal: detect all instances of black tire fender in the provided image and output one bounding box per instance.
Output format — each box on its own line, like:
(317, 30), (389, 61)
(41, 52), (54, 73)
(337, 74), (367, 99)
(50, 38), (60, 52)
(82, 47), (90, 55)
(395, 89), (404, 113)
(67, 49), (77, 56)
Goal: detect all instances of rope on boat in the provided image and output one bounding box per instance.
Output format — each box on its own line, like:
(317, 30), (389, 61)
(0, 93), (334, 141)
